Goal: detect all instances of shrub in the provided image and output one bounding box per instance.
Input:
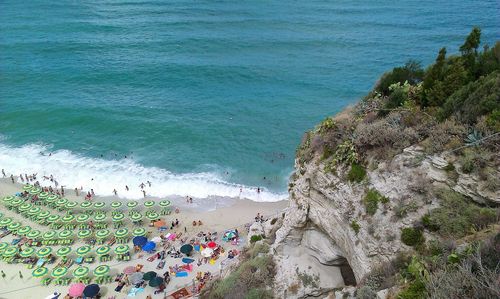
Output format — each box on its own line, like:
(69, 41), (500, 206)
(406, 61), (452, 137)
(351, 220), (361, 235)
(363, 189), (388, 215)
(347, 163), (367, 183)
(250, 235), (263, 243)
(421, 214), (440, 231)
(394, 201), (419, 218)
(443, 162), (455, 172)
(401, 227), (425, 247)
(375, 60), (424, 95)
(398, 278), (426, 299)
(422, 118), (467, 153)
(356, 286), (377, 299)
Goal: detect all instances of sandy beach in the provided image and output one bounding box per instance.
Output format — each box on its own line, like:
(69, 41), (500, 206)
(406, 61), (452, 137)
(0, 178), (287, 299)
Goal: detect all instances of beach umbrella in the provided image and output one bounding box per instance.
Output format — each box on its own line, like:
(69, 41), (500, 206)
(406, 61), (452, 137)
(26, 230), (41, 239)
(93, 265), (110, 277)
(123, 266), (136, 275)
(32, 267), (48, 278)
(58, 230), (73, 239)
(37, 210), (50, 219)
(0, 242), (8, 250)
(142, 241), (155, 252)
(29, 188), (41, 195)
(127, 201), (138, 209)
(183, 258), (194, 264)
(20, 247), (35, 257)
(143, 200), (155, 208)
(114, 245), (129, 255)
(46, 215), (60, 223)
(36, 247), (52, 258)
(68, 283), (86, 297)
(9, 198), (23, 206)
(39, 192), (49, 199)
(18, 203), (32, 211)
(27, 207), (41, 215)
(130, 213), (143, 222)
(56, 198), (68, 206)
(114, 228), (128, 238)
(61, 214), (75, 223)
(132, 236), (148, 247)
(129, 272), (143, 284)
(95, 229), (110, 239)
(2, 246), (19, 257)
(22, 184), (32, 191)
(207, 241), (217, 249)
(180, 244), (193, 255)
(111, 201), (122, 209)
(46, 194), (58, 203)
(56, 247), (72, 257)
(94, 213), (107, 222)
(80, 201), (92, 209)
(77, 229), (92, 239)
(0, 218), (12, 226)
(159, 200), (171, 207)
(42, 231), (56, 240)
(83, 284), (100, 297)
(201, 248), (213, 258)
(51, 267), (68, 278)
(76, 245), (92, 256)
(76, 214), (90, 223)
(132, 228), (146, 237)
(7, 222), (21, 231)
(143, 271), (157, 281)
(17, 226), (32, 235)
(73, 266), (89, 278)
(65, 201), (78, 209)
(95, 245), (111, 256)
(224, 231), (236, 239)
(112, 212), (124, 222)
(149, 276), (164, 287)
(2, 195), (15, 203)
(93, 202), (105, 209)
(146, 212), (159, 221)
(153, 220), (166, 228)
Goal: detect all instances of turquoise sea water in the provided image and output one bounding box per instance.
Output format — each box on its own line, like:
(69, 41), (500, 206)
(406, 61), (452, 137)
(0, 1), (498, 201)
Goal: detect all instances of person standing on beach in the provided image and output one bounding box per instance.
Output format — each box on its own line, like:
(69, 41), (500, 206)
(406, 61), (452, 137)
(125, 185), (129, 191)
(74, 188), (79, 196)
(18, 271), (23, 279)
(147, 181), (151, 187)
(142, 190), (146, 197)
(1, 169), (5, 177)
(113, 189), (118, 196)
(10, 174), (14, 183)
(1, 270), (5, 278)
(139, 183), (145, 189)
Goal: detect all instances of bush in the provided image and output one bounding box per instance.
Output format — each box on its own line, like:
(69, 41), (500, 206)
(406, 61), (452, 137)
(351, 220), (361, 235)
(375, 60), (424, 95)
(347, 163), (367, 183)
(398, 278), (426, 299)
(401, 227), (425, 247)
(421, 214), (440, 231)
(250, 235), (263, 243)
(363, 189), (388, 215)
(356, 286), (377, 299)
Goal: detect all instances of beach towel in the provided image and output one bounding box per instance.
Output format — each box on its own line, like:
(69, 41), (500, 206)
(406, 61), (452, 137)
(194, 245), (200, 252)
(182, 258), (194, 264)
(176, 271), (188, 277)
(209, 259), (215, 265)
(127, 287), (144, 297)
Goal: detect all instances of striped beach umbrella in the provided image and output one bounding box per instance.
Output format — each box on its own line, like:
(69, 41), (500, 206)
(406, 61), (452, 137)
(26, 230), (41, 239)
(114, 244), (129, 255)
(39, 192), (49, 199)
(112, 212), (124, 222)
(27, 207), (41, 215)
(0, 242), (8, 250)
(127, 201), (138, 209)
(17, 226), (32, 235)
(29, 188), (41, 195)
(22, 184), (33, 191)
(76, 214), (90, 223)
(114, 228), (128, 238)
(77, 230), (92, 239)
(95, 229), (110, 239)
(76, 245), (91, 256)
(111, 201), (122, 209)
(58, 230), (73, 239)
(20, 247), (35, 257)
(159, 200), (171, 207)
(7, 222), (21, 231)
(42, 231), (56, 240)
(56, 198), (68, 206)
(10, 198), (23, 206)
(0, 218), (12, 226)
(61, 214), (75, 223)
(133, 228), (146, 237)
(46, 215), (60, 223)
(73, 266), (89, 278)
(36, 247), (52, 258)
(95, 245), (111, 256)
(51, 267), (68, 278)
(146, 212), (159, 221)
(143, 200), (155, 208)
(66, 201), (78, 209)
(46, 194), (58, 202)
(93, 202), (105, 209)
(93, 265), (110, 277)
(130, 213), (143, 222)
(80, 201), (92, 209)
(2, 246), (19, 257)
(37, 211), (50, 219)
(32, 267), (48, 277)
(2, 196), (15, 203)
(56, 246), (72, 257)
(18, 203), (32, 211)
(94, 213), (106, 222)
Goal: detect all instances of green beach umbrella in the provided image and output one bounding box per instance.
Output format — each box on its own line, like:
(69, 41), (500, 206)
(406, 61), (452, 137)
(26, 230), (41, 239)
(20, 247), (35, 257)
(17, 226), (31, 235)
(7, 222), (21, 231)
(56, 246), (72, 257)
(36, 247), (52, 258)
(95, 245), (111, 256)
(76, 214), (90, 223)
(94, 213), (107, 222)
(93, 265), (110, 277)
(22, 184), (33, 191)
(127, 201), (138, 209)
(73, 266), (89, 278)
(143, 200), (155, 208)
(130, 213), (143, 222)
(0, 242), (8, 250)
(32, 267), (48, 278)
(0, 218), (12, 226)
(58, 230), (73, 239)
(10, 198), (23, 206)
(46, 194), (58, 202)
(39, 192), (49, 199)
(2, 195), (15, 203)
(80, 201), (92, 209)
(114, 228), (128, 238)
(29, 188), (41, 195)
(47, 215), (60, 223)
(61, 214), (75, 223)
(37, 210), (50, 219)
(114, 244), (129, 255)
(111, 201), (122, 209)
(77, 230), (92, 239)
(112, 212), (124, 222)
(2, 246), (19, 257)
(95, 229), (110, 239)
(159, 200), (171, 207)
(133, 228), (146, 236)
(56, 198), (68, 206)
(93, 202), (105, 209)
(65, 201), (78, 209)
(27, 206), (41, 215)
(42, 231), (57, 240)
(18, 202), (32, 211)
(51, 267), (68, 278)
(146, 212), (159, 221)
(76, 245), (91, 256)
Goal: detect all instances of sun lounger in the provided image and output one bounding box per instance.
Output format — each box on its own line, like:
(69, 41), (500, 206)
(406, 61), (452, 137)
(36, 258), (46, 267)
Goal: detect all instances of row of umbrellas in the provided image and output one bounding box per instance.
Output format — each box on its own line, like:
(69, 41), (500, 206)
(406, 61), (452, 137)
(33, 265), (110, 278)
(0, 244), (130, 258)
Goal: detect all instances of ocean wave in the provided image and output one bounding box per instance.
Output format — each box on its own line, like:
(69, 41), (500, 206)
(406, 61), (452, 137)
(0, 143), (287, 202)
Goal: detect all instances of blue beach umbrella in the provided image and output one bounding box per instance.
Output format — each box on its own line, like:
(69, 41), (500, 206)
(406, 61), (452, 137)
(142, 241), (155, 252)
(83, 284), (100, 297)
(132, 236), (147, 247)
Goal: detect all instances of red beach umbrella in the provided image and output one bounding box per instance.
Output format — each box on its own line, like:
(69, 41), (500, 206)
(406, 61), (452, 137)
(69, 283), (85, 297)
(207, 241), (217, 249)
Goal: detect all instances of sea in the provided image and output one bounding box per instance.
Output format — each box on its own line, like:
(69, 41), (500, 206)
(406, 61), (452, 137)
(0, 0), (498, 202)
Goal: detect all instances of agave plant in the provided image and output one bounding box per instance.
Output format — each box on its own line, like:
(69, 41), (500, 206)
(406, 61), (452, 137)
(465, 129), (483, 146)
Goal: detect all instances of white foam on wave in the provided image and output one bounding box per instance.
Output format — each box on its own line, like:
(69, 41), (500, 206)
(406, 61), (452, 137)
(0, 143), (288, 202)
